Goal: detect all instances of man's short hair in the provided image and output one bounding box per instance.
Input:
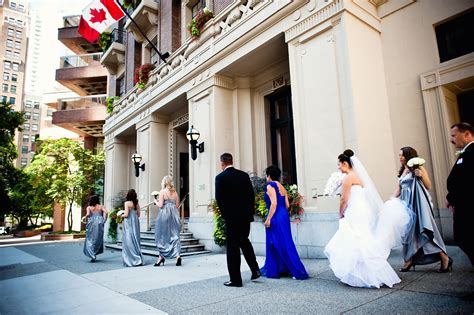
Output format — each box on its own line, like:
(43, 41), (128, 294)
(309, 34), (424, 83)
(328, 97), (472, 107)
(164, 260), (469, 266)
(220, 153), (233, 165)
(451, 122), (474, 134)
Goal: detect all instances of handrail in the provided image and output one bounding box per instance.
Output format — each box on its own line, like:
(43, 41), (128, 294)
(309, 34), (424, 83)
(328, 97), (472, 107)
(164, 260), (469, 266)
(179, 193), (189, 232)
(142, 201), (154, 231)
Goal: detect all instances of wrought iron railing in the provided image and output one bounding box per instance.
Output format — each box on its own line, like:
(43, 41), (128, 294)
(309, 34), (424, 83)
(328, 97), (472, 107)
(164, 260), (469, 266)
(104, 29), (127, 52)
(142, 192), (189, 231)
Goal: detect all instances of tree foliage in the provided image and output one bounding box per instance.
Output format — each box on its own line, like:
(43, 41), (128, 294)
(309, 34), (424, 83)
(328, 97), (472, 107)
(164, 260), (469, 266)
(0, 101), (24, 221)
(27, 138), (105, 231)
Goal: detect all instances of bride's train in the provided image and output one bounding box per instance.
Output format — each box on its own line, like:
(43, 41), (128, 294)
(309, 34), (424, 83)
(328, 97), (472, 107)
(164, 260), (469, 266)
(324, 186), (402, 288)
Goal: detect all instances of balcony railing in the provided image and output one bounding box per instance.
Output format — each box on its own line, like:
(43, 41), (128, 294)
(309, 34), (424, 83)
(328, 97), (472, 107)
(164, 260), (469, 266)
(62, 15), (80, 27)
(105, 29), (127, 50)
(59, 53), (102, 68)
(57, 95), (107, 111)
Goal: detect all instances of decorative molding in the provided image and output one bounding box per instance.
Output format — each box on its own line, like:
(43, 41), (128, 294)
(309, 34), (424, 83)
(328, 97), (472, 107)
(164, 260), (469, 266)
(168, 113), (189, 176)
(285, 0), (343, 43)
(213, 74), (234, 89)
(368, 0), (388, 7)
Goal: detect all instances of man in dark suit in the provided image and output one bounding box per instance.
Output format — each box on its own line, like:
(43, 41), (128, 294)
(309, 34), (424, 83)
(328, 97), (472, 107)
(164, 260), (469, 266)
(215, 153), (260, 287)
(447, 122), (474, 266)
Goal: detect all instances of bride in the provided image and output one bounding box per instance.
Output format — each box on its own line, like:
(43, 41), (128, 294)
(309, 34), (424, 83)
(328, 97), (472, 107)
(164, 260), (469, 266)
(324, 149), (403, 288)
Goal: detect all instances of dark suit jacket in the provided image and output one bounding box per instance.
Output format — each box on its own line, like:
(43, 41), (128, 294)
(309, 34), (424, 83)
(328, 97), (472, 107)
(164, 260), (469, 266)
(447, 143), (474, 211)
(215, 167), (255, 224)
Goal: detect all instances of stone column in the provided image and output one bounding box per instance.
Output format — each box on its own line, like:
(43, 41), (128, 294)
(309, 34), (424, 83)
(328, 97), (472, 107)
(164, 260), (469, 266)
(136, 114), (169, 231)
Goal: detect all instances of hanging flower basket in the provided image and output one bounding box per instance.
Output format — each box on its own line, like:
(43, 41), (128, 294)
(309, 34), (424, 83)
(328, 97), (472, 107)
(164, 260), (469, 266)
(134, 63), (155, 89)
(97, 31), (112, 51)
(187, 8), (214, 38)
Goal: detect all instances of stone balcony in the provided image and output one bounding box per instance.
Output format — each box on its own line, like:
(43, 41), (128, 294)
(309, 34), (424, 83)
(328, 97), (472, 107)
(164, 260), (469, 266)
(100, 29), (127, 75)
(124, 0), (159, 43)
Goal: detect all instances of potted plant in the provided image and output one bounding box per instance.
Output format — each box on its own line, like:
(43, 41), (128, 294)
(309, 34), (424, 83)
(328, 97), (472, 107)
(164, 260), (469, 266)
(187, 8), (214, 38)
(134, 63), (155, 89)
(97, 31), (112, 51)
(106, 96), (120, 114)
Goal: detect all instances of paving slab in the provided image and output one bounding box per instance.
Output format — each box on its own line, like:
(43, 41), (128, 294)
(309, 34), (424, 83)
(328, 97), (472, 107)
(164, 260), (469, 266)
(0, 270), (166, 315)
(0, 247), (44, 266)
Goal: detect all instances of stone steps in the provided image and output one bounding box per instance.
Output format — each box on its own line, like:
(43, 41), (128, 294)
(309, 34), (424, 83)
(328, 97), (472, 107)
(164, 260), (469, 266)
(105, 220), (211, 257)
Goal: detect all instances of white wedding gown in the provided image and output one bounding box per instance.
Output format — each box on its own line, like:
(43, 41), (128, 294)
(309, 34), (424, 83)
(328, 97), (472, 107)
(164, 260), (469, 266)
(324, 185), (402, 288)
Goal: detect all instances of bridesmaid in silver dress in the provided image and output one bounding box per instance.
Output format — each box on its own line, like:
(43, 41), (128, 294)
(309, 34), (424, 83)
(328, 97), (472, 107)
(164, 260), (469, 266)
(395, 147), (452, 273)
(121, 189), (144, 267)
(154, 175), (182, 267)
(83, 195), (108, 262)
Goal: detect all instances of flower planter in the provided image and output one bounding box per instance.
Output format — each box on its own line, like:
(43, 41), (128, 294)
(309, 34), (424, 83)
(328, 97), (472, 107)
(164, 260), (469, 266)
(41, 232), (86, 241)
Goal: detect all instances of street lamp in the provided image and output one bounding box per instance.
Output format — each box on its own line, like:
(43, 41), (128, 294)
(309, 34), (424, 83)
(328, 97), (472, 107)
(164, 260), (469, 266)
(131, 152), (145, 177)
(186, 125), (204, 160)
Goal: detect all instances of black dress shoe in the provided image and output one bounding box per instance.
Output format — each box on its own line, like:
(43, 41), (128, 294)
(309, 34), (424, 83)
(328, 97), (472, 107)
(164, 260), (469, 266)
(251, 270), (261, 280)
(224, 281), (242, 287)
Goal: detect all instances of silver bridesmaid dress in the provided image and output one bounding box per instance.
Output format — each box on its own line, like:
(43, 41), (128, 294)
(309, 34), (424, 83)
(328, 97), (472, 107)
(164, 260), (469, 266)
(83, 211), (105, 260)
(122, 208), (144, 266)
(155, 199), (181, 259)
(400, 172), (447, 264)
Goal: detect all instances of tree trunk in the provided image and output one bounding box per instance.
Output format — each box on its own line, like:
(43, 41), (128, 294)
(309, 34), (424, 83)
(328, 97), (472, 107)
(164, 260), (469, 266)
(67, 202), (73, 231)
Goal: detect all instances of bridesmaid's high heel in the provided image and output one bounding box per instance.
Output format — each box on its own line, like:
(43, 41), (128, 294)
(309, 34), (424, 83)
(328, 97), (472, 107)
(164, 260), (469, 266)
(154, 257), (165, 267)
(437, 257), (453, 273)
(176, 257), (182, 266)
(399, 261), (415, 272)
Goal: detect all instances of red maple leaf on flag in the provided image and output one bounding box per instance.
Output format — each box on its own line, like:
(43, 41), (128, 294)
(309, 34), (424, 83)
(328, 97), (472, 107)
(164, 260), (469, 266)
(89, 8), (107, 24)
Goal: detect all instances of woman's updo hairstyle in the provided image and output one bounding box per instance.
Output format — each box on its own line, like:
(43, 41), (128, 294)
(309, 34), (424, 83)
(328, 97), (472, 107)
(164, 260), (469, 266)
(265, 165), (281, 181)
(338, 149), (354, 168)
(161, 175), (176, 192)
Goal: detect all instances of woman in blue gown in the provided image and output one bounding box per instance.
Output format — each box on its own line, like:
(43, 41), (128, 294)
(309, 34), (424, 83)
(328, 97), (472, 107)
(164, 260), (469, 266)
(260, 165), (308, 280)
(83, 195), (107, 262)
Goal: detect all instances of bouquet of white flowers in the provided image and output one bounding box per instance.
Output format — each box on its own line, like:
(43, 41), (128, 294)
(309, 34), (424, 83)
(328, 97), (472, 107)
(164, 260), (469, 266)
(116, 210), (125, 224)
(323, 172), (345, 196)
(151, 191), (160, 199)
(407, 157), (425, 169)
(81, 216), (88, 224)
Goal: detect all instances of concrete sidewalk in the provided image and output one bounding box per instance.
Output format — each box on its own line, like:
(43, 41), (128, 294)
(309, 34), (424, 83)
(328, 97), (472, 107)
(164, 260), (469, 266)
(0, 242), (473, 314)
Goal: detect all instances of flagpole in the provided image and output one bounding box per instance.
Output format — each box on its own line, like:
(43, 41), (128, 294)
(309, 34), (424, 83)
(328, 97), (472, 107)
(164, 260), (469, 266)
(117, 2), (169, 64)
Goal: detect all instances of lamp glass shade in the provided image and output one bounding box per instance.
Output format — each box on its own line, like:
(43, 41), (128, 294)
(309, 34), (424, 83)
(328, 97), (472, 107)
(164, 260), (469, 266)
(131, 153), (142, 163)
(186, 125), (200, 141)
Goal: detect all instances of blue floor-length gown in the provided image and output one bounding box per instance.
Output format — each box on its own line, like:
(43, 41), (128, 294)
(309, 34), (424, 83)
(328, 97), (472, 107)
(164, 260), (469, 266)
(260, 181), (309, 280)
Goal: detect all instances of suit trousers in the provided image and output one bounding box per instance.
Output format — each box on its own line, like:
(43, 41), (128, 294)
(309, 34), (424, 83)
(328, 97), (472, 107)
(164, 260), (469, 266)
(454, 210), (474, 265)
(225, 221), (259, 284)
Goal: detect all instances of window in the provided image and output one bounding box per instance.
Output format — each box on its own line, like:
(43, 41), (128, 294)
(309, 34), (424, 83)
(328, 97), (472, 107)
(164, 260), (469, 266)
(7, 28), (14, 37)
(33, 102), (40, 109)
(18, 4), (24, 12)
(2, 84), (8, 92)
(15, 41), (21, 49)
(21, 146), (28, 154)
(13, 52), (19, 59)
(22, 135), (29, 143)
(5, 50), (12, 59)
(16, 20), (23, 27)
(3, 72), (9, 80)
(9, 97), (15, 105)
(11, 74), (17, 81)
(25, 100), (31, 108)
(6, 39), (13, 48)
(8, 17), (15, 25)
(10, 85), (16, 93)
(32, 113), (39, 120)
(10, 1), (16, 9)
(12, 63), (18, 71)
(116, 75), (125, 97)
(32, 124), (38, 132)
(435, 10), (474, 63)
(1, 96), (7, 103)
(192, 0), (205, 18)
(16, 30), (22, 37)
(21, 158), (27, 166)
(23, 123), (30, 130)
(31, 135), (36, 143)
(24, 112), (30, 119)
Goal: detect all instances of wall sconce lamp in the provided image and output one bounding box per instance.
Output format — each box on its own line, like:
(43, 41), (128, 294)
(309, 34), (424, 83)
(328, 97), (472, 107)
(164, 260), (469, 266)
(186, 125), (204, 160)
(131, 152), (145, 177)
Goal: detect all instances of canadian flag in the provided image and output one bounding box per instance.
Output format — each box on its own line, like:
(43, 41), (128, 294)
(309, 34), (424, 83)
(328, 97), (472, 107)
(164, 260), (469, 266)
(78, 0), (125, 43)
